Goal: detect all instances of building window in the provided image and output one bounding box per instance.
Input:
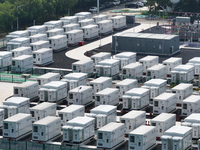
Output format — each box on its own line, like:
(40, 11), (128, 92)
(33, 126), (38, 132)
(4, 123), (8, 129)
(69, 94), (73, 99)
(154, 101), (158, 107)
(183, 104), (187, 109)
(98, 133), (103, 139)
(14, 89), (18, 94)
(96, 96), (100, 101)
(59, 114), (63, 120)
(130, 136), (135, 142)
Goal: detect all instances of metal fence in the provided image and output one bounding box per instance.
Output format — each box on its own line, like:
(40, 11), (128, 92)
(0, 38), (6, 48)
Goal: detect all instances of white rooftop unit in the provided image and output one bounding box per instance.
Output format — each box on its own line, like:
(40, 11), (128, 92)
(63, 116), (95, 143)
(151, 113), (176, 138)
(187, 57), (200, 76)
(0, 105), (18, 119)
(49, 35), (68, 51)
(27, 25), (46, 36)
(3, 113), (32, 138)
(72, 59), (93, 74)
(171, 64), (195, 83)
(7, 37), (30, 51)
(95, 88), (119, 106)
(0, 109), (4, 127)
(95, 59), (120, 77)
(39, 81), (67, 102)
(32, 116), (61, 141)
(68, 86), (93, 105)
(161, 126), (192, 150)
(122, 88), (150, 110)
(114, 52), (136, 69)
(6, 30), (29, 42)
(58, 105), (84, 126)
(89, 77), (112, 95)
(13, 81), (39, 99)
(66, 29), (83, 45)
(93, 14), (108, 23)
(171, 83), (193, 107)
(46, 28), (64, 38)
(120, 110), (146, 134)
(162, 57), (182, 76)
(82, 24), (99, 40)
(91, 52), (111, 65)
(60, 16), (78, 24)
(97, 123), (125, 149)
(11, 55), (33, 73)
(0, 51), (12, 68)
(63, 24), (79, 32)
(30, 41), (50, 51)
(78, 19), (94, 27)
(97, 20), (113, 35)
(139, 55), (159, 75)
(33, 48), (53, 66)
(11, 47), (32, 58)
(75, 12), (92, 19)
(115, 79), (138, 98)
(111, 15), (126, 30)
(122, 62), (143, 79)
(36, 72), (60, 88)
(30, 102), (56, 122)
(86, 105), (117, 129)
(29, 34), (48, 43)
(44, 20), (63, 30)
(146, 64), (167, 80)
(61, 72), (87, 90)
(129, 125), (156, 150)
(182, 95), (200, 117)
(153, 93), (176, 115)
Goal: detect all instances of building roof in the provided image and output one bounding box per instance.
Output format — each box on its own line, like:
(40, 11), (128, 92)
(91, 52), (111, 58)
(121, 110), (145, 119)
(172, 83), (192, 91)
(123, 62), (142, 69)
(37, 72), (59, 79)
(98, 122), (124, 132)
(11, 47), (31, 52)
(151, 113), (175, 122)
(173, 64), (194, 72)
(144, 79), (167, 86)
(129, 125), (155, 135)
(147, 64), (166, 71)
(69, 86), (91, 93)
(188, 57), (200, 64)
(73, 59), (93, 65)
(164, 126), (192, 136)
(116, 79), (137, 86)
(98, 59), (119, 65)
(90, 77), (111, 84)
(30, 40), (49, 45)
(63, 72), (87, 80)
(91, 105), (116, 113)
(66, 29), (83, 34)
(33, 116), (60, 125)
(59, 105), (84, 113)
(163, 57), (182, 64)
(154, 93), (176, 101)
(4, 97), (29, 104)
(183, 95), (200, 103)
(30, 102), (56, 110)
(67, 116), (94, 125)
(82, 25), (98, 29)
(14, 81), (38, 88)
(139, 55), (158, 62)
(125, 88), (149, 96)
(46, 28), (63, 33)
(4, 113), (31, 122)
(96, 88), (119, 95)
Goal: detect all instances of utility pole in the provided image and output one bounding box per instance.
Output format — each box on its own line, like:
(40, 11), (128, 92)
(97, 0), (100, 15)
(17, 5), (23, 30)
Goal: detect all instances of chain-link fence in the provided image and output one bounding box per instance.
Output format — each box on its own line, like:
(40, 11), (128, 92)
(0, 38), (6, 48)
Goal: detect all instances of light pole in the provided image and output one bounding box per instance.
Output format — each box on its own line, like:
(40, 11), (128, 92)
(17, 5), (23, 30)
(97, 0), (100, 15)
(160, 6), (165, 33)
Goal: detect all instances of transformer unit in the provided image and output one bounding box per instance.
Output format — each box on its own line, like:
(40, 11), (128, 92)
(78, 19), (94, 28)
(93, 14), (108, 23)
(27, 25), (46, 36)
(11, 47), (32, 58)
(82, 25), (99, 40)
(0, 51), (12, 68)
(0, 105), (17, 119)
(187, 57), (200, 77)
(49, 35), (68, 51)
(146, 64), (167, 80)
(122, 62), (143, 79)
(75, 12), (92, 19)
(0, 109), (4, 127)
(6, 30), (29, 42)
(91, 52), (111, 65)
(111, 15), (126, 30)
(60, 16), (78, 24)
(72, 59), (93, 74)
(30, 41), (50, 51)
(33, 48), (53, 66)
(97, 20), (113, 35)
(63, 24), (79, 32)
(44, 20), (63, 30)
(29, 34), (48, 43)
(46, 28), (64, 38)
(66, 30), (83, 45)
(7, 37), (30, 51)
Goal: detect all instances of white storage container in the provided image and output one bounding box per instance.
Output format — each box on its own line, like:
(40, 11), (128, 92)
(162, 57), (182, 76)
(6, 30), (29, 42)
(7, 37), (30, 51)
(97, 123), (125, 148)
(86, 105), (117, 129)
(32, 116), (61, 141)
(3, 97), (30, 114)
(30, 41), (50, 51)
(13, 81), (39, 99)
(30, 102), (56, 122)
(33, 48), (53, 66)
(120, 110), (146, 134)
(68, 86), (92, 105)
(122, 88), (150, 110)
(78, 19), (94, 28)
(44, 20), (63, 30)
(139, 56), (159, 75)
(146, 64), (167, 80)
(63, 24), (80, 32)
(111, 16), (126, 30)
(39, 81), (67, 102)
(142, 79), (167, 100)
(0, 105), (18, 118)
(61, 72), (87, 90)
(182, 95), (200, 117)
(58, 105), (84, 126)
(82, 24), (99, 40)
(171, 64), (195, 83)
(11, 55), (33, 73)
(89, 77), (112, 95)
(29, 34), (48, 43)
(95, 88), (119, 106)
(46, 28), (64, 38)
(75, 12), (92, 19)
(11, 47), (32, 58)
(66, 30), (83, 45)
(72, 59), (93, 74)
(153, 93), (176, 115)
(3, 113), (32, 138)
(91, 52), (111, 65)
(129, 125), (156, 150)
(161, 126), (192, 150)
(115, 79), (138, 98)
(27, 25), (46, 36)
(171, 83), (193, 107)
(95, 59), (120, 77)
(113, 52), (136, 69)
(0, 109), (4, 127)
(122, 62), (143, 79)
(60, 16), (78, 24)
(97, 20), (113, 35)
(187, 57), (200, 76)
(49, 35), (68, 51)
(36, 72), (60, 88)
(151, 113), (176, 138)
(93, 15), (108, 23)
(62, 116), (95, 143)
(0, 51), (12, 68)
